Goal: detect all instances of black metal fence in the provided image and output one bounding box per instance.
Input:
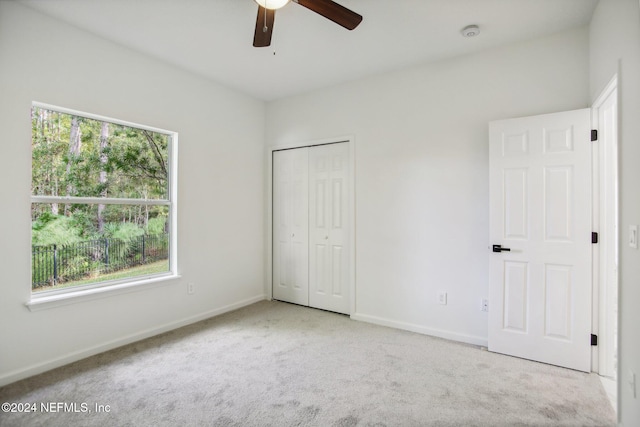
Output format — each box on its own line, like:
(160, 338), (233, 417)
(32, 234), (169, 289)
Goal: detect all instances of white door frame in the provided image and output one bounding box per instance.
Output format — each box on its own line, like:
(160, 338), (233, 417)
(266, 136), (356, 315)
(591, 75), (619, 376)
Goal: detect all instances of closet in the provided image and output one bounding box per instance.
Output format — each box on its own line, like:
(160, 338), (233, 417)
(272, 142), (350, 314)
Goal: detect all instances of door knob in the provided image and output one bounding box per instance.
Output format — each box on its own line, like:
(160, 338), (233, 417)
(492, 244), (511, 253)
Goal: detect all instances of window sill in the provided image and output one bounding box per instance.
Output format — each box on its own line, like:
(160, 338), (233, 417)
(26, 274), (181, 312)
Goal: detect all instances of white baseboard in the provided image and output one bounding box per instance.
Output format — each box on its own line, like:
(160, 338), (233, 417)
(350, 312), (488, 348)
(0, 294), (266, 387)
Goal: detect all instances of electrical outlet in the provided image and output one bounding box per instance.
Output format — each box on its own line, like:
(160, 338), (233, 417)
(629, 370), (637, 398)
(481, 299), (489, 312)
(438, 292), (447, 305)
(187, 283), (195, 295)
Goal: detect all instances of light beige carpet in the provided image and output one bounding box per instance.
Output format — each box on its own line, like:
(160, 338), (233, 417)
(0, 300), (615, 426)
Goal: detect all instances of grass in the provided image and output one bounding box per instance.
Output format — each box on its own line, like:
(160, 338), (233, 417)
(32, 259), (169, 293)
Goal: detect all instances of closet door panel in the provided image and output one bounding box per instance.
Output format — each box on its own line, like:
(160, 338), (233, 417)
(273, 148), (309, 305)
(309, 143), (350, 314)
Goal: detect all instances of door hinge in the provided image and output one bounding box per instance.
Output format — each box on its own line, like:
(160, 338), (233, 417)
(592, 232), (598, 244)
(591, 334), (598, 346)
(591, 129), (598, 141)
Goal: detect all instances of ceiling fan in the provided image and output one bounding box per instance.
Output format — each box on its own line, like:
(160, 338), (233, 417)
(253, 0), (363, 47)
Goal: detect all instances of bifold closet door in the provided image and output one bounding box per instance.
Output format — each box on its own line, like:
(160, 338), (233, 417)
(272, 148), (309, 306)
(272, 143), (350, 315)
(309, 143), (350, 314)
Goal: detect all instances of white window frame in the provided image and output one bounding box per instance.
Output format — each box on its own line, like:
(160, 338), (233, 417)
(27, 102), (179, 311)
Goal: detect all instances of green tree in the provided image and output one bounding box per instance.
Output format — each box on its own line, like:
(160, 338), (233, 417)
(32, 107), (169, 234)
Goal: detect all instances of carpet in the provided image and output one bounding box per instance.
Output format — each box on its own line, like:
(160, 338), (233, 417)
(0, 300), (616, 426)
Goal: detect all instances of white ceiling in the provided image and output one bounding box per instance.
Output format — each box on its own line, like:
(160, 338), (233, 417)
(17, 0), (598, 101)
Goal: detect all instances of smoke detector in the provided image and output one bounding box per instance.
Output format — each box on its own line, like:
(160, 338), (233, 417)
(461, 25), (480, 37)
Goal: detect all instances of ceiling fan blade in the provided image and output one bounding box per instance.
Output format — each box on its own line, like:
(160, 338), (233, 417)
(253, 6), (275, 47)
(295, 0), (362, 30)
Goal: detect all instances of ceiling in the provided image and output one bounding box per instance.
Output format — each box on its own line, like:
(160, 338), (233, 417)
(17, 0), (598, 101)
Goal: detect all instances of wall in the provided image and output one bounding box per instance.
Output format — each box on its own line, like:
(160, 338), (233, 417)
(590, 1), (640, 424)
(266, 28), (590, 346)
(0, 2), (265, 385)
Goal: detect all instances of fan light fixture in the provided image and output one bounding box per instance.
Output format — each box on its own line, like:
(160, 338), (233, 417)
(252, 0), (362, 47)
(255, 0), (290, 10)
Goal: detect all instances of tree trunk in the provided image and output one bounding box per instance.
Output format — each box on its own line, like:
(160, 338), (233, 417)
(97, 122), (109, 232)
(52, 174), (59, 215)
(39, 109), (59, 215)
(64, 116), (82, 215)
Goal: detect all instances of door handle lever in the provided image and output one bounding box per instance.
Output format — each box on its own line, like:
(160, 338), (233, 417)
(492, 244), (511, 253)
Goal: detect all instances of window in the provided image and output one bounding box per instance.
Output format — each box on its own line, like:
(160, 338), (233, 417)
(30, 103), (177, 298)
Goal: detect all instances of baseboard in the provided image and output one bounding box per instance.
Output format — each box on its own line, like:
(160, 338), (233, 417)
(350, 312), (488, 348)
(0, 294), (266, 387)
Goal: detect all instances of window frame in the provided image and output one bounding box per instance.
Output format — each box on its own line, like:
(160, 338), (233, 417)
(27, 102), (179, 310)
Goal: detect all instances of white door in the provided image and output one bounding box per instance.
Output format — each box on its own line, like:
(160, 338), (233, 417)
(488, 109), (592, 372)
(273, 148), (309, 306)
(309, 143), (350, 314)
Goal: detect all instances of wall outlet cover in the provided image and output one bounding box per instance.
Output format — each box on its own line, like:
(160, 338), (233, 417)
(438, 292), (447, 305)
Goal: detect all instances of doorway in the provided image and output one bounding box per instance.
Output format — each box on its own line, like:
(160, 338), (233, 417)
(487, 79), (619, 381)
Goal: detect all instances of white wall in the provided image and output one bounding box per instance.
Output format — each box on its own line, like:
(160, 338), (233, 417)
(266, 28), (590, 345)
(590, 1), (640, 424)
(0, 2), (265, 385)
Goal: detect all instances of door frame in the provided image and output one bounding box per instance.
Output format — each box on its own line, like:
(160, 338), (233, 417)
(591, 74), (619, 377)
(266, 135), (356, 315)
